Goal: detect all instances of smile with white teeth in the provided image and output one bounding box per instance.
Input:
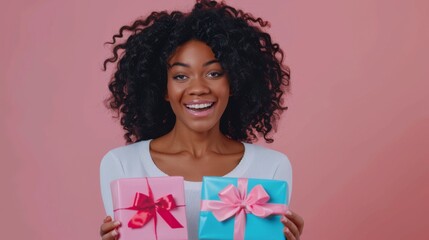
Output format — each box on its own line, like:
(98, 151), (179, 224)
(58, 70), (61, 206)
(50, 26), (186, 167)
(185, 103), (214, 110)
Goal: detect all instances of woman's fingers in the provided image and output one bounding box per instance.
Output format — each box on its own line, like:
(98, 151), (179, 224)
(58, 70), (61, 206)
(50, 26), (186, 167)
(103, 216), (112, 223)
(286, 210), (304, 235)
(281, 214), (300, 239)
(100, 221), (121, 235)
(280, 209), (304, 240)
(101, 229), (119, 240)
(100, 216), (121, 238)
(283, 225), (297, 240)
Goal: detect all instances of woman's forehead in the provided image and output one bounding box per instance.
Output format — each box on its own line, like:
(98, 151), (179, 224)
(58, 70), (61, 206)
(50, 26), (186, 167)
(168, 40), (218, 67)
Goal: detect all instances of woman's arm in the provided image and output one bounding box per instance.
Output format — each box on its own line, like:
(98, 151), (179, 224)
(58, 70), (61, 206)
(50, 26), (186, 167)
(272, 154), (304, 239)
(99, 151), (126, 239)
(100, 151), (126, 216)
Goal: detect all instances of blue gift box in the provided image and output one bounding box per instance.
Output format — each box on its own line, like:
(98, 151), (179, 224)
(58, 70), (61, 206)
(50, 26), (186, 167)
(198, 176), (289, 240)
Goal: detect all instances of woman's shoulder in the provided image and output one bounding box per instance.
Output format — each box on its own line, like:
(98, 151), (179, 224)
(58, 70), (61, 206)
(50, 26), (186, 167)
(100, 139), (154, 178)
(241, 143), (292, 188)
(101, 140), (151, 165)
(244, 142), (290, 164)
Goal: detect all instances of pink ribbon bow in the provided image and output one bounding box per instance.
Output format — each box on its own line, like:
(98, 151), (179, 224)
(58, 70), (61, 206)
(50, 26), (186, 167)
(201, 178), (287, 240)
(114, 178), (184, 240)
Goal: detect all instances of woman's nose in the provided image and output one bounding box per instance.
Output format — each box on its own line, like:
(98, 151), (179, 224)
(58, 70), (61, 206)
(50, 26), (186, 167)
(188, 77), (210, 95)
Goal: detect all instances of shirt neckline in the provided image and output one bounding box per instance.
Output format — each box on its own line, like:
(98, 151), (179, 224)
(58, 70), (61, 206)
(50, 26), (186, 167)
(140, 139), (252, 189)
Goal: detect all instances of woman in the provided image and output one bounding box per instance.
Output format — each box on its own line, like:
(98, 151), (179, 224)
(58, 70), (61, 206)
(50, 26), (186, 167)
(99, 1), (304, 239)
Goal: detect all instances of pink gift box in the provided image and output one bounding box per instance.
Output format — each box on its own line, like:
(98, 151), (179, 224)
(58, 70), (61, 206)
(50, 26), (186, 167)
(110, 177), (188, 240)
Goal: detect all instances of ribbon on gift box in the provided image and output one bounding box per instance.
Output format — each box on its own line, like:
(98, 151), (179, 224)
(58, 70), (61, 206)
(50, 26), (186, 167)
(201, 178), (288, 240)
(114, 178), (184, 240)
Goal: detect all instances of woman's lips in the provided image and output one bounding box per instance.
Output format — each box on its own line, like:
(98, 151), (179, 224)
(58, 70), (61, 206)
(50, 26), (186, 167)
(185, 102), (214, 109)
(184, 101), (215, 117)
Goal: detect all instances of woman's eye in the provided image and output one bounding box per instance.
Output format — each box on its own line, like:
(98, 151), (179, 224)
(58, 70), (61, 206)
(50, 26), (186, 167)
(173, 74), (188, 81)
(207, 71), (224, 78)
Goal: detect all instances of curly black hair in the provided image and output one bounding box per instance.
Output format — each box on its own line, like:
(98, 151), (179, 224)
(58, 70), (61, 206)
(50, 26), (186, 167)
(103, 0), (290, 144)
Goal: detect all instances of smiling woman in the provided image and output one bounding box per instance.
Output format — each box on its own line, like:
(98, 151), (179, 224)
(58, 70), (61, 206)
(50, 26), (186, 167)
(99, 1), (304, 239)
(166, 40), (231, 135)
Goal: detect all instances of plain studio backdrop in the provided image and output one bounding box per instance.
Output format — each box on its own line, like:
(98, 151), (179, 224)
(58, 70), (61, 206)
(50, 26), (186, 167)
(1, 0), (428, 239)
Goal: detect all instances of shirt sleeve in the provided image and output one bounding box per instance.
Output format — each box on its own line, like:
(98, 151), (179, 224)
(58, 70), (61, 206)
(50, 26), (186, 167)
(272, 154), (293, 204)
(100, 151), (125, 217)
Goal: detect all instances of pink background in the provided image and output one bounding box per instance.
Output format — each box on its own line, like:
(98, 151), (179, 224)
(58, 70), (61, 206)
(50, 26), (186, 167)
(1, 0), (428, 239)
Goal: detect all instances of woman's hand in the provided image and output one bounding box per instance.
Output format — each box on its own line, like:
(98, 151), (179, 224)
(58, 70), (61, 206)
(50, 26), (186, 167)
(100, 216), (121, 240)
(281, 209), (304, 240)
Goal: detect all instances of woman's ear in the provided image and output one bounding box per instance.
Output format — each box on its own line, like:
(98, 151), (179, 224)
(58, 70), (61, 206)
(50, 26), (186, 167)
(165, 91), (170, 101)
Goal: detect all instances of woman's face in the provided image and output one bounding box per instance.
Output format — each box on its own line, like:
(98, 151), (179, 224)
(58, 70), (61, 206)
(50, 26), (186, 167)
(166, 40), (230, 133)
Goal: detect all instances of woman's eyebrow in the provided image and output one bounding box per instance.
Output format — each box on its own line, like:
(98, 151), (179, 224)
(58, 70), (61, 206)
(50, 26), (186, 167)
(168, 62), (189, 68)
(203, 59), (219, 67)
(168, 59), (219, 69)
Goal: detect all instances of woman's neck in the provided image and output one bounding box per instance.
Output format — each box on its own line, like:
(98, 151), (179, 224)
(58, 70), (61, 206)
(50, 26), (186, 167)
(153, 124), (235, 158)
